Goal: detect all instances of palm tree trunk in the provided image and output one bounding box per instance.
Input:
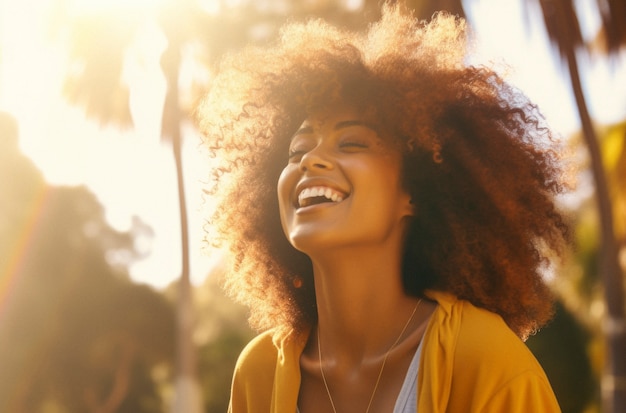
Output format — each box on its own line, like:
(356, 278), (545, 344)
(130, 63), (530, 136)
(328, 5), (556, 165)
(161, 42), (204, 413)
(560, 17), (626, 413)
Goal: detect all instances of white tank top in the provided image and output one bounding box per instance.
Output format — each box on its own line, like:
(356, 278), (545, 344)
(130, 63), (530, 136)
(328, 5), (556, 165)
(392, 339), (422, 412)
(296, 340), (422, 412)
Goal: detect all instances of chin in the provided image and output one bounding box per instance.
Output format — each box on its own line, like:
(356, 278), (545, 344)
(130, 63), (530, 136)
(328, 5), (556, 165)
(288, 228), (344, 254)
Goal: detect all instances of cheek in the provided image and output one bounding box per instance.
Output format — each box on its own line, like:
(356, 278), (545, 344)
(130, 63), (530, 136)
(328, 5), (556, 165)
(277, 167), (291, 201)
(371, 159), (413, 216)
(277, 166), (296, 221)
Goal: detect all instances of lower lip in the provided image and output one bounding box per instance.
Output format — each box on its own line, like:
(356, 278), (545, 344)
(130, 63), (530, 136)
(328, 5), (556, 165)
(295, 200), (343, 214)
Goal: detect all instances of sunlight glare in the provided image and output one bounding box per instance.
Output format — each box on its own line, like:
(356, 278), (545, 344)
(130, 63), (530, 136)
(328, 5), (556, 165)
(124, 19), (168, 139)
(344, 0), (364, 12)
(68, 0), (166, 14)
(198, 0), (221, 15)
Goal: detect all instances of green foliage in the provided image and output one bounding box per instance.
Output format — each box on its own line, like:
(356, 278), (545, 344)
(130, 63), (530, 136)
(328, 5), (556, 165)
(565, 120), (626, 304)
(191, 272), (254, 412)
(527, 300), (597, 413)
(546, 119), (626, 413)
(198, 329), (251, 413)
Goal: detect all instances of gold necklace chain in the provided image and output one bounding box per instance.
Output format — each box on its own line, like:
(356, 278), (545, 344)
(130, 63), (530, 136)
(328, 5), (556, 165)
(316, 299), (422, 413)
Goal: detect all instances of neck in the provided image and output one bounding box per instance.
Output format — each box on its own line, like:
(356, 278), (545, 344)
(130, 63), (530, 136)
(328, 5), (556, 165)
(310, 245), (420, 363)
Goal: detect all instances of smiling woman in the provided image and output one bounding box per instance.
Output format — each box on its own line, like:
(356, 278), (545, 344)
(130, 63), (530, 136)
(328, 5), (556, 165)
(278, 107), (412, 256)
(198, 4), (572, 413)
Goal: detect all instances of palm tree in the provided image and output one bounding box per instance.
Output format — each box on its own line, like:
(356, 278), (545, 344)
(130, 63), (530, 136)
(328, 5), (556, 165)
(51, 1), (210, 411)
(524, 1), (626, 412)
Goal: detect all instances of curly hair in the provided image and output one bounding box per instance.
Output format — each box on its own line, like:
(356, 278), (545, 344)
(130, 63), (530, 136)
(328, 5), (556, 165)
(197, 5), (573, 339)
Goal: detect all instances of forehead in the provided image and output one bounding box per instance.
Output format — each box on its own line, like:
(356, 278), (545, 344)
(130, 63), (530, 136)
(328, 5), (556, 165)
(302, 106), (359, 125)
(297, 106), (372, 133)
(289, 106), (405, 159)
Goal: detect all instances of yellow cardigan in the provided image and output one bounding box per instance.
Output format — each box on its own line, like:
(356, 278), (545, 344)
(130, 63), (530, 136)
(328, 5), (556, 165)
(228, 291), (561, 412)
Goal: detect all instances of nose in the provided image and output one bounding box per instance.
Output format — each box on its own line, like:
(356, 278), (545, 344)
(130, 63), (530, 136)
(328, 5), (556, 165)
(299, 146), (333, 172)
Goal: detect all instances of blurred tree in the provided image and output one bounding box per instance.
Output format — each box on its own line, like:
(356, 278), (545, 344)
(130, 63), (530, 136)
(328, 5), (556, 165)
(194, 264), (254, 412)
(521, 1), (626, 411)
(161, 256), (254, 412)
(563, 120), (626, 412)
(198, 329), (250, 413)
(47, 1), (214, 410)
(0, 112), (175, 413)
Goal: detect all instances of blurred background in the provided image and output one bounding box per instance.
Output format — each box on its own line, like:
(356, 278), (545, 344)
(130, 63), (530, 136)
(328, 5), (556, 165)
(1, 0), (625, 412)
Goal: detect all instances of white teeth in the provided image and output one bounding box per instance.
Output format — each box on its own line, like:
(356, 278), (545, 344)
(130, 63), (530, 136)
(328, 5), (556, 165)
(297, 186), (345, 207)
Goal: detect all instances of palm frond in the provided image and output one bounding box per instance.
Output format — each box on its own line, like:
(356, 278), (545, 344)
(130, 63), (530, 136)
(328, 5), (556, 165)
(596, 0), (626, 53)
(61, 11), (140, 129)
(536, 0), (584, 59)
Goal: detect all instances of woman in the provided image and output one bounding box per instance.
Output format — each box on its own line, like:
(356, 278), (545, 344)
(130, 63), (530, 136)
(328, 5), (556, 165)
(198, 5), (572, 412)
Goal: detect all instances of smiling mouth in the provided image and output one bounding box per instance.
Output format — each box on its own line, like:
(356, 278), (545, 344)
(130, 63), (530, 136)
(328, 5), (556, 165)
(297, 186), (347, 208)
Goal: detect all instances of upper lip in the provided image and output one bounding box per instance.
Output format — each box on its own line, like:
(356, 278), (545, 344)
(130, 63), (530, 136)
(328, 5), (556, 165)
(294, 179), (349, 208)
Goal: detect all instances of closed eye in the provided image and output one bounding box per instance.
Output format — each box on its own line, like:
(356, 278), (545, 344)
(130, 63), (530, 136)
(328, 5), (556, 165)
(288, 135), (314, 162)
(288, 149), (306, 161)
(339, 141), (369, 151)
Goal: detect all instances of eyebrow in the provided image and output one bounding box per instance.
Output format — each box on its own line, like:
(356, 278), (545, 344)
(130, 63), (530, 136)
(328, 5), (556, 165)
(292, 126), (314, 137)
(291, 120), (376, 138)
(334, 120), (375, 130)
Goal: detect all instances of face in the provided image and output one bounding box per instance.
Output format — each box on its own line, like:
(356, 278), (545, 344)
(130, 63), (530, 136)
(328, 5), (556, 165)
(277, 106), (414, 255)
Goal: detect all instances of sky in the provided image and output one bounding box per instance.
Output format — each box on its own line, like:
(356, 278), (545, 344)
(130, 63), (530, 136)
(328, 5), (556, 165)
(1, 0), (625, 289)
